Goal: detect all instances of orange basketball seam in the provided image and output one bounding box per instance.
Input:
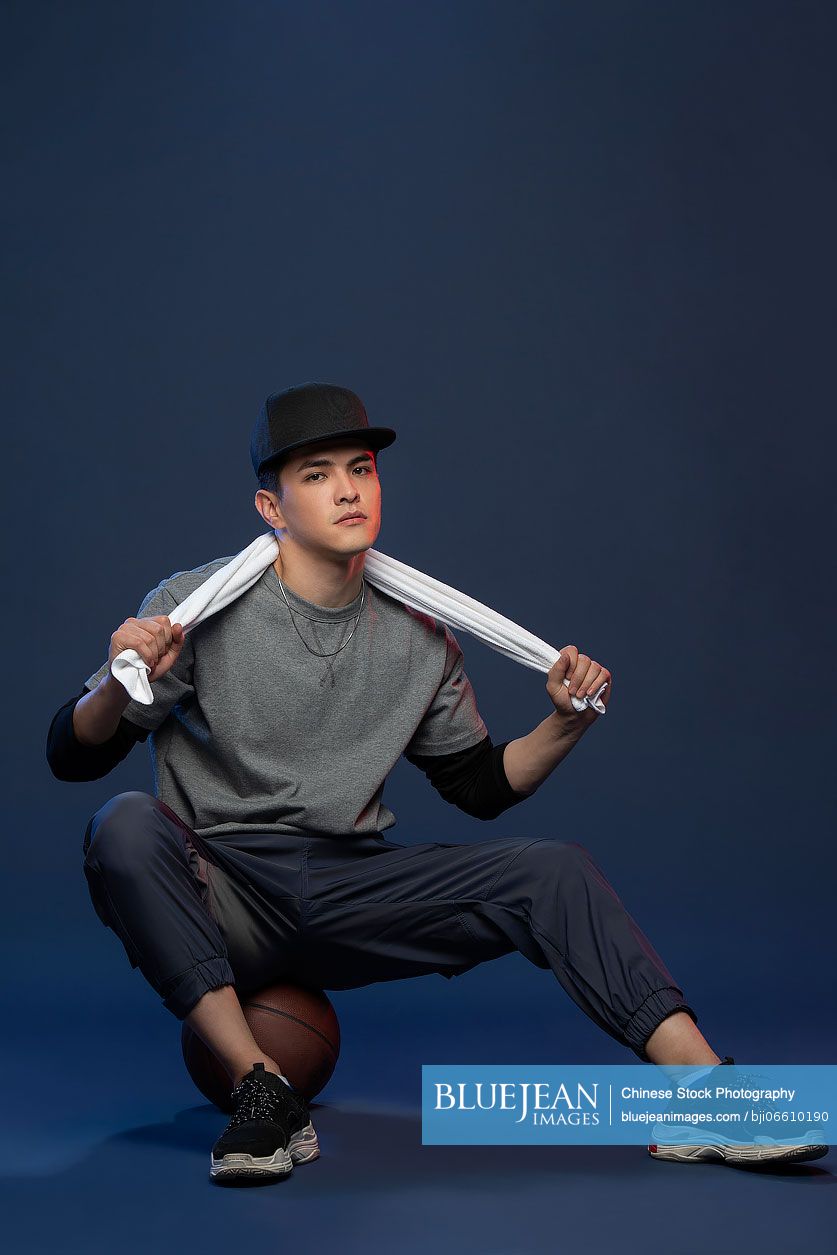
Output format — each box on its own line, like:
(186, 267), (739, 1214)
(243, 1000), (339, 1056)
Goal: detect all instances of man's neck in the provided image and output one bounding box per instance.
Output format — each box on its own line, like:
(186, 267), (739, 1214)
(272, 547), (365, 609)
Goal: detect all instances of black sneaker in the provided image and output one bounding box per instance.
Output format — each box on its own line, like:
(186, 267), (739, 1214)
(210, 1062), (320, 1183)
(648, 1056), (829, 1166)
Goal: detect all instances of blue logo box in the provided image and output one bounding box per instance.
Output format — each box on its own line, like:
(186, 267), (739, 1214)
(421, 1064), (837, 1146)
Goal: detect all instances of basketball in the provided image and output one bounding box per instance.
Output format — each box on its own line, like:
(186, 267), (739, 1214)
(181, 981), (341, 1111)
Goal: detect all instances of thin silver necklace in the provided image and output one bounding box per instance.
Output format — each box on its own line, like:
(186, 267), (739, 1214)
(275, 573), (366, 687)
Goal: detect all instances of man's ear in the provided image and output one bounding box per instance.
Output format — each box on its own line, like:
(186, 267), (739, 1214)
(254, 488), (284, 529)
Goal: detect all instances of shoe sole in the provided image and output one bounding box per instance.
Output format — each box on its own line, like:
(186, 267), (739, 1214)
(648, 1140), (829, 1165)
(210, 1122), (320, 1183)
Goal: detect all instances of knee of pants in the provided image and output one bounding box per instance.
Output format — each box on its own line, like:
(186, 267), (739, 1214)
(523, 838), (593, 876)
(495, 839), (594, 899)
(83, 790), (160, 869)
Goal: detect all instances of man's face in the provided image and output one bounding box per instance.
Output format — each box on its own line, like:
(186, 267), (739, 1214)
(258, 438), (382, 557)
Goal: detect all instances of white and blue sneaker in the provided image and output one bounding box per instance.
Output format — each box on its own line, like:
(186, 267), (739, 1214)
(648, 1056), (829, 1166)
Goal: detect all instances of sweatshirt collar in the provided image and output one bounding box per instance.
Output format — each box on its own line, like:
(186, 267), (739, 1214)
(261, 562), (367, 622)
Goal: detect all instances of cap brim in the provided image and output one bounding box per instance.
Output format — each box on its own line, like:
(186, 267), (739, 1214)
(258, 427), (396, 476)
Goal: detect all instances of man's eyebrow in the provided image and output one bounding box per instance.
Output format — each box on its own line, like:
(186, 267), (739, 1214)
(294, 451), (375, 473)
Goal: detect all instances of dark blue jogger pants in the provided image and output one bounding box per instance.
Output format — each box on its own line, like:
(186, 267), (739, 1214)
(82, 791), (697, 1059)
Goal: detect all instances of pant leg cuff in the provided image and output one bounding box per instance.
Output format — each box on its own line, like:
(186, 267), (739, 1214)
(161, 955), (236, 1020)
(625, 987), (698, 1060)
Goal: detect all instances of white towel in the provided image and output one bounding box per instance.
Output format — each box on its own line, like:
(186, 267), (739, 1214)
(111, 532), (608, 715)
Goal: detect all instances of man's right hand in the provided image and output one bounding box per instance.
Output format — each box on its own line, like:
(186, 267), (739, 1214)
(108, 615), (186, 684)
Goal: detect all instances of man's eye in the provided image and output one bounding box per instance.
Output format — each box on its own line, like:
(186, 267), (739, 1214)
(304, 464), (373, 476)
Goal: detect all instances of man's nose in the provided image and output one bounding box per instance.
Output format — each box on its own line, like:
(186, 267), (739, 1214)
(336, 475), (360, 499)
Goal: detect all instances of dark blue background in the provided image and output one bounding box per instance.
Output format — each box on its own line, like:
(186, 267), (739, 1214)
(4, 1), (834, 1248)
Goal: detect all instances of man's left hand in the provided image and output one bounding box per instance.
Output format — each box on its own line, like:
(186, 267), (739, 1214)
(546, 645), (612, 732)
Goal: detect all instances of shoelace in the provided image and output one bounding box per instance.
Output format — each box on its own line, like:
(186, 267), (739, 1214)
(711, 1066), (816, 1133)
(227, 1075), (296, 1130)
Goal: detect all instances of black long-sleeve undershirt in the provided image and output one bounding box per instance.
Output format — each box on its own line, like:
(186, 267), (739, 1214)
(46, 687), (530, 819)
(404, 737), (528, 820)
(46, 687), (150, 782)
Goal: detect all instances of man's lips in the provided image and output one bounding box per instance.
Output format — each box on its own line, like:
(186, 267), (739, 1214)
(336, 513), (367, 523)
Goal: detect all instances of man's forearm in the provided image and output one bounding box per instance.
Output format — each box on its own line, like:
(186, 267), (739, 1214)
(72, 672), (132, 745)
(502, 711), (585, 797)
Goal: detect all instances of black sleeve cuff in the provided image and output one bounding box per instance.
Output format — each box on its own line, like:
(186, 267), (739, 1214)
(405, 734), (530, 820)
(46, 686), (149, 782)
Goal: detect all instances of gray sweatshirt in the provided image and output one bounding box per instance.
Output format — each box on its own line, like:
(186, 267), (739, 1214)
(83, 553), (490, 840)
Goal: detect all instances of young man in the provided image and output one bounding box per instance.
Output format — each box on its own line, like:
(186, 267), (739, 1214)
(47, 382), (827, 1182)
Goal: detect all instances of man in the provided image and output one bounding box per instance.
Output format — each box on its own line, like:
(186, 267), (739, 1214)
(47, 382), (827, 1183)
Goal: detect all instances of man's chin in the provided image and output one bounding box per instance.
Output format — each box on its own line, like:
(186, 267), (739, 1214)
(336, 521), (378, 543)
(327, 529), (378, 556)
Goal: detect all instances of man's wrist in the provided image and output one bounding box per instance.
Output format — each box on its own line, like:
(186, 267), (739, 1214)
(99, 671), (132, 710)
(73, 670), (132, 745)
(545, 708), (587, 745)
(502, 710), (586, 796)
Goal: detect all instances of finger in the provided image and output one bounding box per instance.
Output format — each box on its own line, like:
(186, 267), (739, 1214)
(548, 648), (577, 704)
(126, 622), (167, 664)
(148, 621), (179, 662)
(148, 615), (174, 649)
(568, 654), (592, 696)
(554, 646), (578, 677)
(120, 632), (159, 670)
(577, 663), (604, 701)
(586, 669), (612, 705)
